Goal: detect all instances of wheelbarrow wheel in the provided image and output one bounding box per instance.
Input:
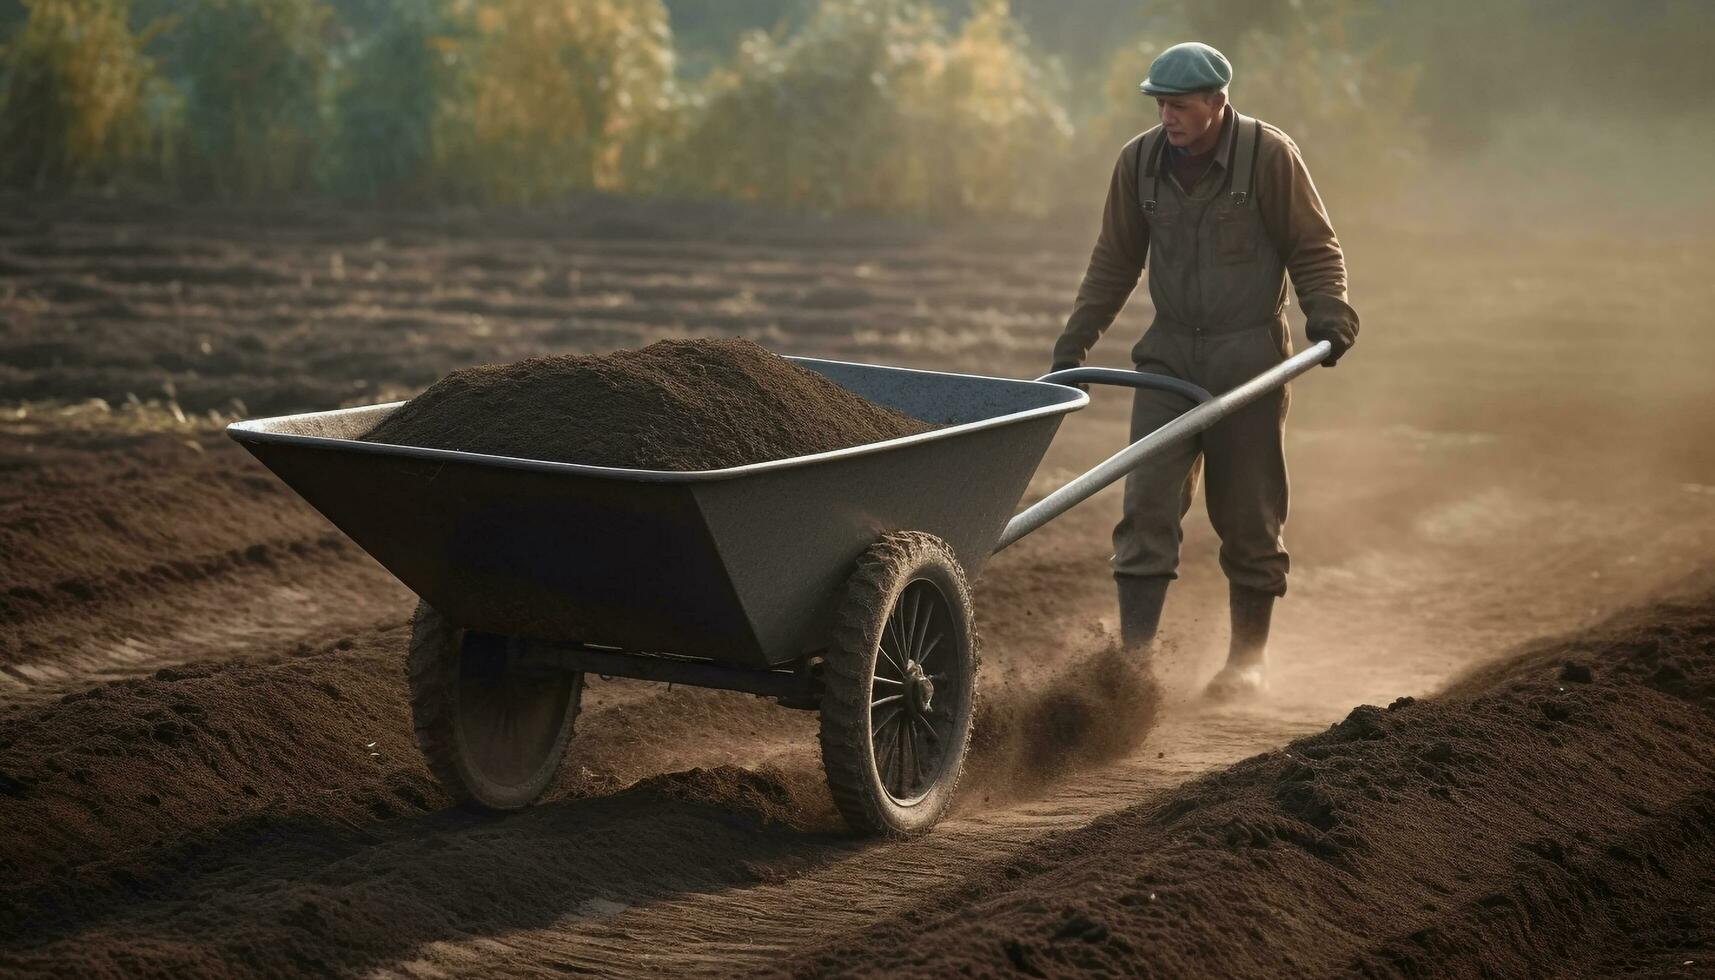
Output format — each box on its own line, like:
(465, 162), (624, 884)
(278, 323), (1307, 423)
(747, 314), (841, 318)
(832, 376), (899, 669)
(406, 600), (582, 811)
(819, 531), (977, 837)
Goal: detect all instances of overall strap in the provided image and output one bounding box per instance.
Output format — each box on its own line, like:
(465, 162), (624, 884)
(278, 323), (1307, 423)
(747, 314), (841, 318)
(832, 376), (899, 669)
(1135, 125), (1167, 216)
(1134, 125), (1167, 266)
(1227, 112), (1261, 207)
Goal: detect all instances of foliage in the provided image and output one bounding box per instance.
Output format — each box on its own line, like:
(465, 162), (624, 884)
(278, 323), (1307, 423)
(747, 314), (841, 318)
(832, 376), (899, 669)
(661, 0), (804, 79)
(30, 0), (1715, 217)
(935, 0), (1073, 214)
(666, 0), (1070, 216)
(428, 0), (678, 203)
(167, 0), (333, 199)
(324, 0), (448, 200)
(0, 0), (173, 189)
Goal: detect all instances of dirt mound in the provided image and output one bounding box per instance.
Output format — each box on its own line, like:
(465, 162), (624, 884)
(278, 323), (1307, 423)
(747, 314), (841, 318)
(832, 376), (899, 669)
(784, 591), (1715, 979)
(0, 623), (436, 898)
(360, 337), (932, 470)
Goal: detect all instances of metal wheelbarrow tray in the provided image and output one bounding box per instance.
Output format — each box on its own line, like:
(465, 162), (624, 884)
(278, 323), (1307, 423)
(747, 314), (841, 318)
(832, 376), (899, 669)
(229, 346), (1327, 836)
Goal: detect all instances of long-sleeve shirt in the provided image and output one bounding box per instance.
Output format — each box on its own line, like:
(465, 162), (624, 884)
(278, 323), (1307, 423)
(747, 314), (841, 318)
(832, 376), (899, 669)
(1052, 106), (1359, 366)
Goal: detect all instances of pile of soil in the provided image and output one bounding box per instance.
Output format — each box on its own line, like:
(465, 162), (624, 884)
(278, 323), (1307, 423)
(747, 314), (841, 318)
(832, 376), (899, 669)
(360, 338), (933, 470)
(784, 590), (1715, 979)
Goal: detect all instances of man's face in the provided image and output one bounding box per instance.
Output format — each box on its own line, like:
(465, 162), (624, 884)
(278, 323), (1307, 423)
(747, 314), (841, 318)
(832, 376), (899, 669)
(1156, 92), (1225, 148)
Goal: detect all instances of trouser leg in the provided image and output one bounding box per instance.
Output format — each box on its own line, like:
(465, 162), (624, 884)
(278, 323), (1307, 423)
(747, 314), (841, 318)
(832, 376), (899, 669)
(1198, 324), (1290, 691)
(1111, 386), (1203, 582)
(1200, 336), (1291, 598)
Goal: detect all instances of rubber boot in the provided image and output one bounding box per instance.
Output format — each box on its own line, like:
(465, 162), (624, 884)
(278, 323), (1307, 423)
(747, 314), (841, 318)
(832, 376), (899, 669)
(1116, 575), (1170, 651)
(1204, 584), (1275, 701)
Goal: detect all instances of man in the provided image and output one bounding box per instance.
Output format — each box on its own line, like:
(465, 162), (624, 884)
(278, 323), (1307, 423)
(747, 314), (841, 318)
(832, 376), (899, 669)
(1051, 41), (1358, 699)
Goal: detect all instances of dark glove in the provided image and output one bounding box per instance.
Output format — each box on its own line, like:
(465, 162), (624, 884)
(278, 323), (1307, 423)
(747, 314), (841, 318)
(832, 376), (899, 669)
(1305, 321), (1354, 368)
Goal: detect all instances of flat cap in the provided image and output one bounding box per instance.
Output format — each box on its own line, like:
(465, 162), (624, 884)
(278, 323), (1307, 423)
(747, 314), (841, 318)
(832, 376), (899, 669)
(1138, 41), (1232, 96)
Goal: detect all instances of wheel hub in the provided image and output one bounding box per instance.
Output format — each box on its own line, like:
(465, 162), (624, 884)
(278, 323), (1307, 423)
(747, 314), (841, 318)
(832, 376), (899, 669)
(905, 659), (934, 713)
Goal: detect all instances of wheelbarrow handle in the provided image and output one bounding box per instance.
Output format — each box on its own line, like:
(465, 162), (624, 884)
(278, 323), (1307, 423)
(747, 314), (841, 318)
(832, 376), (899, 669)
(1035, 366), (1214, 405)
(993, 340), (1333, 554)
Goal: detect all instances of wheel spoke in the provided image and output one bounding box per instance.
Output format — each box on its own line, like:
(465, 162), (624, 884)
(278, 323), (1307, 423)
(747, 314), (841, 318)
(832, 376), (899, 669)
(877, 638), (905, 678)
(918, 632), (943, 666)
(878, 730), (899, 792)
(872, 674), (903, 687)
(871, 693), (904, 709)
(910, 710), (940, 745)
(905, 589), (921, 662)
(884, 610), (908, 673)
(913, 597), (933, 664)
(910, 716), (930, 786)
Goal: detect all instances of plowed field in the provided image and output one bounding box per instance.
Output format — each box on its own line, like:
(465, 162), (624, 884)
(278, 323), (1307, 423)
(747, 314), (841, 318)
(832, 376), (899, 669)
(2, 194), (1713, 977)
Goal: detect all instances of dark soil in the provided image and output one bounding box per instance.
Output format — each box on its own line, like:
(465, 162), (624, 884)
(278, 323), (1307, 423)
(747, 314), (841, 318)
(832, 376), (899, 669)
(360, 337), (934, 470)
(0, 426), (400, 676)
(782, 591), (1715, 978)
(0, 621), (846, 975)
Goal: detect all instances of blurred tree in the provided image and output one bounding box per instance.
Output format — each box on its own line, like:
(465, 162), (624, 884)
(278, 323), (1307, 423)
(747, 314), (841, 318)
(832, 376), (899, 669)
(169, 0), (334, 199)
(662, 0), (806, 78)
(431, 0), (678, 202)
(0, 0), (174, 189)
(325, 0), (449, 200)
(4, 0), (1709, 211)
(933, 0), (1072, 213)
(0, 0), (27, 34)
(666, 0), (1069, 216)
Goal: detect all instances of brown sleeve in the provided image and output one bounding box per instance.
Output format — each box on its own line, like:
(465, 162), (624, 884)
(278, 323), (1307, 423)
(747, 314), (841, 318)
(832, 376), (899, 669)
(1052, 136), (1151, 367)
(1254, 128), (1359, 347)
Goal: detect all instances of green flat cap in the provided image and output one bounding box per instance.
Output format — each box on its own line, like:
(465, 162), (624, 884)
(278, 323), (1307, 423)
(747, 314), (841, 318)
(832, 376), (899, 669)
(1138, 41), (1232, 96)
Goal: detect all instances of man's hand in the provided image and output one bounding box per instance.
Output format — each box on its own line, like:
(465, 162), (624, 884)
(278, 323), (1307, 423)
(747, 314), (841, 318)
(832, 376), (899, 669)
(1305, 321), (1354, 368)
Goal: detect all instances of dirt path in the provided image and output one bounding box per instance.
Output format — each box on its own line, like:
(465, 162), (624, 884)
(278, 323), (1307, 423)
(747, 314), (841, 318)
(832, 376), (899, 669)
(3, 197), (1714, 976)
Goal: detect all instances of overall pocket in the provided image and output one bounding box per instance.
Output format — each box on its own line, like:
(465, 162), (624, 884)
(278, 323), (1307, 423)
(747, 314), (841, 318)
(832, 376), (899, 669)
(1213, 210), (1257, 265)
(1144, 208), (1184, 269)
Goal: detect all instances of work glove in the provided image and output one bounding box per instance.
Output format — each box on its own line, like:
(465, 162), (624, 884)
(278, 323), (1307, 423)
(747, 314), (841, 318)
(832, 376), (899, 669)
(1305, 320), (1354, 368)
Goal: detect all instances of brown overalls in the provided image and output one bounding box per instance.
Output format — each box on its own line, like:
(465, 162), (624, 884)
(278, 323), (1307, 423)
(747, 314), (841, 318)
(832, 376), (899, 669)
(1054, 107), (1357, 598)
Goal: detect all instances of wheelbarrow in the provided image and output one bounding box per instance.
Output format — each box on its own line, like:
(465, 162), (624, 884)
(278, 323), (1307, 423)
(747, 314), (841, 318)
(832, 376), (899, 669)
(226, 341), (1330, 836)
